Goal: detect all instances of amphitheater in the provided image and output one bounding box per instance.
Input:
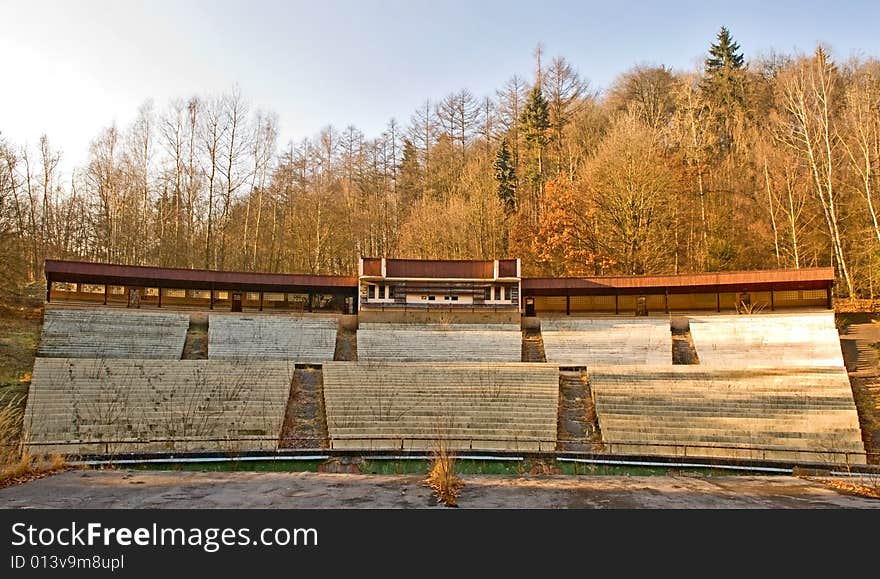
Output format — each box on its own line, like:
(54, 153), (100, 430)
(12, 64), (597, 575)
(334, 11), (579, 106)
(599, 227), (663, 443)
(21, 258), (872, 467)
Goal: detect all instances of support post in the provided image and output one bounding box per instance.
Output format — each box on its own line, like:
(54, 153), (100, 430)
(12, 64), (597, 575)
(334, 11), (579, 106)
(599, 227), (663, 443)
(664, 290), (669, 314)
(566, 294), (570, 316)
(770, 289), (775, 311)
(614, 294), (619, 315)
(210, 289), (214, 310)
(103, 284), (108, 305)
(46, 280), (51, 303)
(259, 291), (264, 311)
(158, 287), (162, 308)
(307, 292), (314, 313)
(716, 290), (721, 313)
(826, 287), (833, 310)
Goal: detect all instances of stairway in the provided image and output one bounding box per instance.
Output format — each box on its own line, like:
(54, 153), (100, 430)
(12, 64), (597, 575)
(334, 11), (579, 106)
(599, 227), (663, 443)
(181, 313), (208, 359)
(522, 327), (547, 363)
(556, 369), (603, 452)
(279, 366), (329, 449)
(840, 316), (880, 464)
(334, 323), (358, 361)
(671, 317), (699, 365)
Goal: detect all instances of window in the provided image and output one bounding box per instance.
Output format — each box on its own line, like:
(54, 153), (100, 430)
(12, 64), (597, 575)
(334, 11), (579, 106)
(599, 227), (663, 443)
(492, 286), (509, 301)
(451, 296), (459, 301)
(428, 295), (436, 301)
(82, 284), (104, 294)
(189, 290), (211, 299)
(165, 289), (186, 298)
(421, 295), (428, 300)
(110, 286), (126, 295)
(54, 282), (77, 292)
(802, 290), (827, 300)
(247, 292), (260, 301)
(368, 285), (376, 299)
(144, 287), (159, 297)
(484, 287), (491, 301)
(216, 291), (229, 300)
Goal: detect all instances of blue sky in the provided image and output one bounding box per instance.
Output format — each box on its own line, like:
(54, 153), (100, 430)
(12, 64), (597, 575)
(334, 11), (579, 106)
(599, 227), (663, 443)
(2, 0), (878, 174)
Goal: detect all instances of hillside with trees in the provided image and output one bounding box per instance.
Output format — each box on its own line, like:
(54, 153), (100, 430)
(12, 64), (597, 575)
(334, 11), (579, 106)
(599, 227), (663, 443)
(2, 28), (879, 298)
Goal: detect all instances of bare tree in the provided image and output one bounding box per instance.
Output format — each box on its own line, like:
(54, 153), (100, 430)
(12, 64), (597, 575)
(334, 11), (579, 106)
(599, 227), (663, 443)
(216, 87), (253, 269)
(776, 48), (854, 295)
(201, 95), (228, 269)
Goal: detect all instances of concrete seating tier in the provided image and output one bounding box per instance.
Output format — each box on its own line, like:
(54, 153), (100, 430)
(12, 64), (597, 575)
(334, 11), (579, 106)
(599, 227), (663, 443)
(322, 362), (559, 451)
(589, 365), (866, 464)
(356, 323), (522, 362)
(37, 309), (189, 359)
(540, 318), (671, 366)
(23, 358), (293, 454)
(688, 312), (844, 367)
(208, 315), (337, 362)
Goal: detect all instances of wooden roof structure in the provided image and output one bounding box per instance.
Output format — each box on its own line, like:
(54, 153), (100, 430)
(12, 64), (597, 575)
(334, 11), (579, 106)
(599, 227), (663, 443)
(45, 260), (833, 297)
(521, 267), (834, 296)
(44, 260), (358, 294)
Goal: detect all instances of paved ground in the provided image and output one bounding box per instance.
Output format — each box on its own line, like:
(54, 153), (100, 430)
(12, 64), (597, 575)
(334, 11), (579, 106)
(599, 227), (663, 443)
(1, 470), (878, 508)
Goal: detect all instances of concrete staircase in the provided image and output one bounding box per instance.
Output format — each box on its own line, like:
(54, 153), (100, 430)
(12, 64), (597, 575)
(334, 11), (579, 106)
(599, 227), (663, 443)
(208, 314), (337, 363)
(24, 358), (294, 454)
(357, 323), (522, 362)
(589, 365), (866, 464)
(322, 361), (559, 451)
(541, 318), (672, 366)
(37, 308), (189, 359)
(689, 312), (844, 367)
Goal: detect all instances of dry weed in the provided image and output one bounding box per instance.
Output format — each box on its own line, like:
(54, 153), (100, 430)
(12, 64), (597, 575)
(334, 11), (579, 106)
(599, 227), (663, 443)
(425, 439), (463, 507)
(0, 396), (67, 488)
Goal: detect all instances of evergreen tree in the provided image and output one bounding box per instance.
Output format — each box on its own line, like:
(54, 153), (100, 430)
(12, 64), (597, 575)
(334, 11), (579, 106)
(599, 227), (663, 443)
(520, 84), (550, 148)
(705, 26), (745, 72)
(397, 138), (423, 208)
(518, 84), (550, 217)
(701, 26), (747, 152)
(493, 138), (517, 213)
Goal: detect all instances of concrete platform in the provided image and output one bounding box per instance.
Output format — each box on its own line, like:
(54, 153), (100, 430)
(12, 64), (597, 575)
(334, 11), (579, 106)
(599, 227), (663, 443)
(1, 470), (878, 509)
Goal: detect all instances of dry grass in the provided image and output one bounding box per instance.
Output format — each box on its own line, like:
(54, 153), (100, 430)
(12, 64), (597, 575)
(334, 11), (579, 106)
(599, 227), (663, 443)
(0, 395), (67, 489)
(737, 300), (767, 315)
(425, 438), (463, 507)
(835, 298), (880, 314)
(804, 475), (880, 500)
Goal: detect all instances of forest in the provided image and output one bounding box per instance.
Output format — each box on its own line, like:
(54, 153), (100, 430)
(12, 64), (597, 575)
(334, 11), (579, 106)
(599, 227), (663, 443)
(1, 28), (879, 297)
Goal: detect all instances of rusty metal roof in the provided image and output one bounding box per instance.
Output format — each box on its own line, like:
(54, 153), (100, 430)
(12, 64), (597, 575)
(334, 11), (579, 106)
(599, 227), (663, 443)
(386, 259), (494, 279)
(367, 258), (519, 279)
(45, 259), (834, 296)
(44, 260), (358, 292)
(521, 267), (835, 295)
